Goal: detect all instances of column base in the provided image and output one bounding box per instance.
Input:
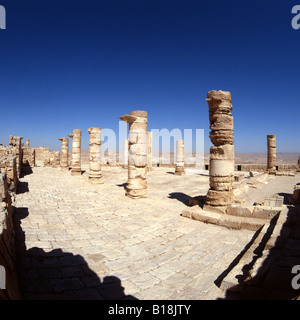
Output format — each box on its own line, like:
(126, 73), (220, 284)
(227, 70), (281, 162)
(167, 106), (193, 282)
(125, 188), (147, 199)
(174, 166), (185, 176)
(174, 171), (185, 176)
(88, 177), (104, 184)
(71, 170), (82, 176)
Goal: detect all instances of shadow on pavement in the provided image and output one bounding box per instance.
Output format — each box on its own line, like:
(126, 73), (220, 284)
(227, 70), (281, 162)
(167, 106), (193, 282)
(216, 202), (300, 300)
(168, 192), (205, 207)
(13, 207), (138, 300)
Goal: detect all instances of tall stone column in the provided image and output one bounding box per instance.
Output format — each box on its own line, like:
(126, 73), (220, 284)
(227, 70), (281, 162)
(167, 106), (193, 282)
(123, 139), (129, 168)
(205, 90), (234, 208)
(147, 132), (153, 171)
(267, 134), (276, 174)
(87, 127), (103, 184)
(26, 139), (30, 148)
(58, 137), (69, 169)
(174, 140), (185, 176)
(120, 110), (148, 199)
(68, 129), (82, 176)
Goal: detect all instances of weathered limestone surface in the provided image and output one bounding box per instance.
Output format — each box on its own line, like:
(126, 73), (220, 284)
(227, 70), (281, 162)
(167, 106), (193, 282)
(8, 136), (23, 178)
(22, 147), (35, 168)
(267, 134), (276, 174)
(51, 151), (60, 168)
(14, 165), (258, 300)
(34, 147), (51, 167)
(87, 127), (103, 184)
(58, 138), (69, 169)
(68, 129), (82, 176)
(120, 110), (148, 199)
(0, 157), (17, 193)
(0, 172), (22, 300)
(174, 140), (185, 176)
(205, 90), (234, 207)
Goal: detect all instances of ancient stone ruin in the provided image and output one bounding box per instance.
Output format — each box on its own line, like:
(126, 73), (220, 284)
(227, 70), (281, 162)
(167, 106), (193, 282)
(68, 129), (82, 176)
(267, 134), (276, 174)
(205, 90), (234, 208)
(87, 127), (103, 184)
(120, 110), (148, 199)
(174, 140), (185, 176)
(58, 137), (69, 169)
(0, 89), (299, 301)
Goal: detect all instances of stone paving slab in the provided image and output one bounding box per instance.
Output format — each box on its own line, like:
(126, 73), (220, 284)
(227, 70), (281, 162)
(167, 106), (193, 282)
(14, 166), (255, 300)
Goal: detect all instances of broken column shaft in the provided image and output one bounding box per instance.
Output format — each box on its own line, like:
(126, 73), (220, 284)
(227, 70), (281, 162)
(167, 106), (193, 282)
(205, 90), (234, 207)
(58, 137), (69, 169)
(87, 127), (103, 184)
(120, 110), (148, 199)
(68, 129), (82, 176)
(267, 134), (276, 174)
(174, 140), (185, 176)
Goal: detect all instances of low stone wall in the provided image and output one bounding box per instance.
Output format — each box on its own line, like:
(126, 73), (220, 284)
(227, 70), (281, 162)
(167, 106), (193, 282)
(34, 147), (51, 166)
(0, 156), (17, 194)
(22, 147), (35, 168)
(0, 172), (22, 299)
(204, 164), (299, 173)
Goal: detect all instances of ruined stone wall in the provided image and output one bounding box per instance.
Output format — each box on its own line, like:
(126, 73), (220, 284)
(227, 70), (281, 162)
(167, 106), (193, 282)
(0, 157), (17, 194)
(0, 137), (23, 179)
(0, 172), (22, 299)
(8, 136), (22, 178)
(203, 163), (299, 173)
(22, 147), (36, 168)
(34, 147), (51, 167)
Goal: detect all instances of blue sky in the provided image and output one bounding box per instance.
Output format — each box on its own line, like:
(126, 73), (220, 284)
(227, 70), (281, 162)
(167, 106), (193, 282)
(0, 0), (299, 153)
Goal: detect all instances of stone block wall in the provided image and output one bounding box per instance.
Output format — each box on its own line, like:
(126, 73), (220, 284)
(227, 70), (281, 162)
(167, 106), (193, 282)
(0, 173), (22, 299)
(8, 136), (22, 177)
(22, 147), (35, 168)
(34, 147), (51, 166)
(0, 156), (17, 193)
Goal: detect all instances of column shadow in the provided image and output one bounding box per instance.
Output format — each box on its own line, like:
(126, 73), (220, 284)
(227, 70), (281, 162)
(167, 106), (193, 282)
(168, 192), (205, 207)
(13, 207), (138, 300)
(216, 202), (300, 300)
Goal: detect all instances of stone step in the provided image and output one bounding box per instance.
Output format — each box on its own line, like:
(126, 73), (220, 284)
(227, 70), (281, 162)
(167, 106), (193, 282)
(181, 207), (268, 231)
(216, 209), (281, 292)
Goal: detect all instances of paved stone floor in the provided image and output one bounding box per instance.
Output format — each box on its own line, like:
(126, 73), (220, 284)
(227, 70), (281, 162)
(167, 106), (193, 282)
(14, 166), (255, 300)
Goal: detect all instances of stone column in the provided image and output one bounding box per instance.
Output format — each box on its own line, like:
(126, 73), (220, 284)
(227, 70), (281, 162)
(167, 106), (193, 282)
(205, 90), (234, 208)
(267, 134), (276, 174)
(68, 129), (82, 176)
(120, 110), (148, 199)
(58, 137), (69, 169)
(147, 132), (153, 171)
(174, 140), (185, 176)
(123, 139), (129, 168)
(87, 127), (103, 184)
(26, 139), (30, 148)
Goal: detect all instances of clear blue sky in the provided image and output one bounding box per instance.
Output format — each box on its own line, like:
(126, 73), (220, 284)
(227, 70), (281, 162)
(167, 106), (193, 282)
(0, 0), (299, 153)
